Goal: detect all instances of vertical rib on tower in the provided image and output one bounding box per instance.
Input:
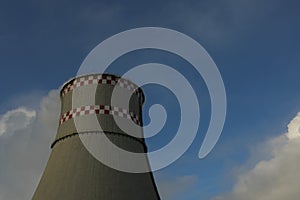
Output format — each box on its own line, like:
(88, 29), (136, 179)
(33, 74), (160, 200)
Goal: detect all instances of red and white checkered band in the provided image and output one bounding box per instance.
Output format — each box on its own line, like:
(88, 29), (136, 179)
(61, 74), (142, 99)
(60, 105), (141, 126)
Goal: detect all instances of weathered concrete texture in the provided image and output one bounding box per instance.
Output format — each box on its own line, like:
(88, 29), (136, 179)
(32, 74), (160, 200)
(33, 135), (160, 200)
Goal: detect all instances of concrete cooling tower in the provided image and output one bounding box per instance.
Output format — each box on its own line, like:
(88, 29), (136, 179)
(33, 74), (160, 200)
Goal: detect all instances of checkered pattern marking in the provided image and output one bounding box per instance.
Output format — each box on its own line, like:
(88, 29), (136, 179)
(61, 74), (142, 99)
(60, 105), (141, 125)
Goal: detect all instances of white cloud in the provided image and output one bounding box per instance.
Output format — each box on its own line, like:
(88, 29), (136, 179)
(286, 113), (300, 139)
(0, 90), (60, 200)
(213, 112), (300, 200)
(0, 108), (36, 136)
(156, 175), (198, 200)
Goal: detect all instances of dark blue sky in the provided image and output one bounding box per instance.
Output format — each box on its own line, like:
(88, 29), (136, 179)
(1, 0), (300, 199)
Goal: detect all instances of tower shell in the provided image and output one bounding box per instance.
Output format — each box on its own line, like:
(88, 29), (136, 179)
(33, 74), (160, 200)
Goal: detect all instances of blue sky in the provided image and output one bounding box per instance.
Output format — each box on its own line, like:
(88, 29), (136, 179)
(1, 0), (300, 199)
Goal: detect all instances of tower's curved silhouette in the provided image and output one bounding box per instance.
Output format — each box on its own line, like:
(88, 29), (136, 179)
(33, 74), (160, 200)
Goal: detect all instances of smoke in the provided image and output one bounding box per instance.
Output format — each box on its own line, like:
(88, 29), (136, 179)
(0, 90), (60, 200)
(213, 113), (300, 200)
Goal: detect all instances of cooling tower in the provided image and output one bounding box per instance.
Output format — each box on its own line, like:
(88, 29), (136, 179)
(33, 74), (160, 200)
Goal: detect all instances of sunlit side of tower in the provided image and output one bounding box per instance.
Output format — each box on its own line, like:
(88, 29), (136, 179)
(33, 74), (160, 200)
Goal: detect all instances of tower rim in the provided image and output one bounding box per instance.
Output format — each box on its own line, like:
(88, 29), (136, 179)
(59, 73), (145, 104)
